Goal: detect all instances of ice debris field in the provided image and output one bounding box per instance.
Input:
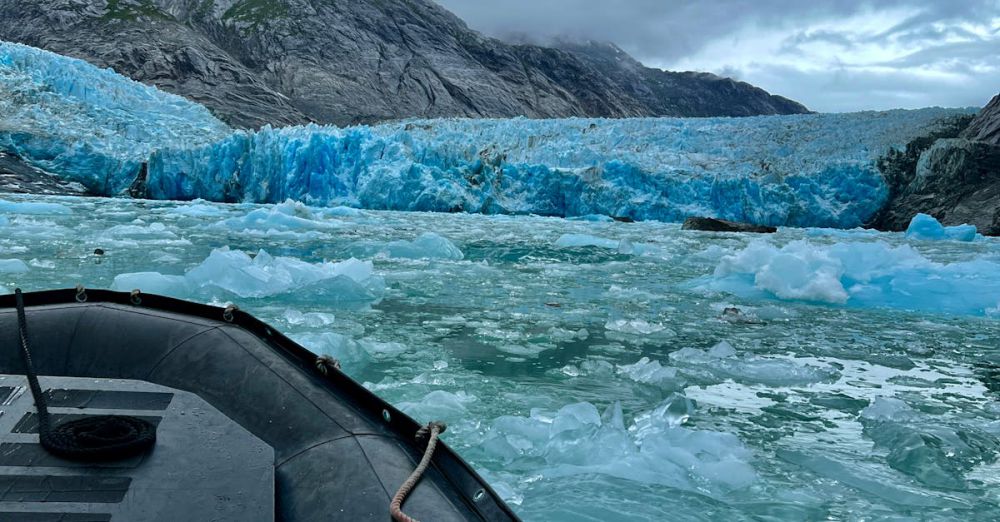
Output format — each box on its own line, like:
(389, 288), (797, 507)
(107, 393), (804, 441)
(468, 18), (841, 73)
(0, 41), (976, 228)
(1, 195), (999, 521)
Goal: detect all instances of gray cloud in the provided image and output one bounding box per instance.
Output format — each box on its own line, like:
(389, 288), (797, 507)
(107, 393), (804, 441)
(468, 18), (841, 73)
(434, 0), (999, 112)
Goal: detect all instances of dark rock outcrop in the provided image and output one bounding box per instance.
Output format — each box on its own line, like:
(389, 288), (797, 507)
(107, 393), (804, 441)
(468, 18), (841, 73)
(681, 217), (777, 234)
(962, 94), (1000, 145)
(0, 151), (90, 195)
(870, 95), (1000, 236)
(0, 0), (810, 129)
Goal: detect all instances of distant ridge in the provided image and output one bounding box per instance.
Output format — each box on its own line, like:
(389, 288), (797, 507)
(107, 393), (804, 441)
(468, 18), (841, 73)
(0, 0), (809, 128)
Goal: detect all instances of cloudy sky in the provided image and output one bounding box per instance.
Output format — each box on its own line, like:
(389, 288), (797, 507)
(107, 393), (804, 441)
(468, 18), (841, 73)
(434, 0), (999, 112)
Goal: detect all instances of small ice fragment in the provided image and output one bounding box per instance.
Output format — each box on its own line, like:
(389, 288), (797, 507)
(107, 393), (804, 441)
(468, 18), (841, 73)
(604, 319), (666, 335)
(905, 213), (977, 242)
(0, 259), (30, 273)
(386, 232), (464, 260)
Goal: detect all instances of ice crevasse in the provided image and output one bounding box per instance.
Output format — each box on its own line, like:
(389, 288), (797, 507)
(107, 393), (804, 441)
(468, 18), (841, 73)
(1, 40), (976, 228)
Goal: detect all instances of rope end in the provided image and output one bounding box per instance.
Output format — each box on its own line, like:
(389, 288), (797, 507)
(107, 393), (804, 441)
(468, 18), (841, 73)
(316, 355), (342, 375)
(415, 421), (447, 441)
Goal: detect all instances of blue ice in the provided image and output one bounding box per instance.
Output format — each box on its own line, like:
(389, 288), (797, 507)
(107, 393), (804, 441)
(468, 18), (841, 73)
(700, 239), (1000, 316)
(905, 213), (978, 242)
(0, 41), (229, 194)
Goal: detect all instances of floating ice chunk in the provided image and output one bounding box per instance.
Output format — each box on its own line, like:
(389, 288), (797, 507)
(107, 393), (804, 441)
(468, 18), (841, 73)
(0, 259), (29, 273)
(28, 259), (55, 269)
(186, 248), (375, 299)
(905, 213), (977, 242)
(567, 214), (614, 222)
(111, 272), (190, 295)
(320, 206), (364, 217)
(213, 199), (336, 232)
(283, 309), (336, 327)
(481, 398), (755, 495)
(860, 397), (917, 422)
(859, 397), (1000, 490)
(292, 332), (371, 367)
(168, 200), (227, 218)
(555, 234), (620, 250)
(669, 341), (839, 386)
(294, 331), (404, 368)
(777, 450), (963, 508)
(631, 393), (696, 436)
(714, 240), (848, 303)
(616, 357), (685, 390)
(0, 199), (72, 215)
(708, 340), (737, 358)
(545, 326), (589, 342)
(113, 247), (383, 303)
(106, 222), (178, 239)
(398, 390), (477, 423)
(702, 239), (1000, 316)
(386, 233), (464, 260)
(604, 319), (666, 335)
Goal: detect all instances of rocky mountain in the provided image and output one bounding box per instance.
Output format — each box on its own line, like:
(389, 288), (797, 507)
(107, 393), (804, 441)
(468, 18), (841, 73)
(870, 93), (1000, 235)
(0, 0), (809, 129)
(962, 94), (1000, 145)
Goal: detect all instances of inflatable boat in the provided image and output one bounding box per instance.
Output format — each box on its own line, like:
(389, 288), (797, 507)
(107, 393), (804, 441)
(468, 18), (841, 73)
(0, 288), (519, 521)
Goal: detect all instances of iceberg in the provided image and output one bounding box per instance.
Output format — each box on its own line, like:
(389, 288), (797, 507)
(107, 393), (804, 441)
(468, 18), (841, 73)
(701, 239), (1000, 316)
(480, 398), (756, 495)
(905, 213), (978, 242)
(0, 41), (230, 194)
(112, 247), (384, 303)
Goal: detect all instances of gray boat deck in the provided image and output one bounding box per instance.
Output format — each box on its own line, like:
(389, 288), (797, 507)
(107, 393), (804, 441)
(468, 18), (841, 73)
(0, 375), (274, 522)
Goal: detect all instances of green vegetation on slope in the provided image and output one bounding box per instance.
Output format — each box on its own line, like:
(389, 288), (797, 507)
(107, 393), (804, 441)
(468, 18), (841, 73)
(222, 0), (289, 24)
(102, 0), (175, 21)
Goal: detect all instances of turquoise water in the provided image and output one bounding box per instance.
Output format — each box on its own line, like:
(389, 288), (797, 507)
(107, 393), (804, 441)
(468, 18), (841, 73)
(3, 195), (1000, 521)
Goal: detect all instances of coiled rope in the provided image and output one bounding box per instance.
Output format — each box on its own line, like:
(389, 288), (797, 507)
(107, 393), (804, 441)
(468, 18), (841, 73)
(14, 289), (157, 461)
(390, 421), (447, 522)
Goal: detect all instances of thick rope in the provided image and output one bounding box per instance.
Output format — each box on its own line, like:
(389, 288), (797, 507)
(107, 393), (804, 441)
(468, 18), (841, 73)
(14, 289), (156, 461)
(390, 421), (447, 522)
(315, 354), (341, 375)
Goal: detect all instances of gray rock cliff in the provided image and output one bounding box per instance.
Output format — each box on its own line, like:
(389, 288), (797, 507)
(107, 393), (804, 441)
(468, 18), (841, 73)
(871, 94), (1000, 235)
(0, 0), (810, 129)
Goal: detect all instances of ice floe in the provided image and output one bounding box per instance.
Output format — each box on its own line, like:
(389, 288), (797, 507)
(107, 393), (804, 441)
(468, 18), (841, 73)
(701, 239), (1000, 316)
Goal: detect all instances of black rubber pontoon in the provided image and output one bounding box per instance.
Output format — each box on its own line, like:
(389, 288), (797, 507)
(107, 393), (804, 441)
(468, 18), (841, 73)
(0, 288), (519, 522)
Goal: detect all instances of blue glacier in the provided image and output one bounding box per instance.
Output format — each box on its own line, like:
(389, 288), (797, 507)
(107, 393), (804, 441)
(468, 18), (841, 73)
(148, 110), (970, 228)
(1, 40), (979, 228)
(0, 41), (230, 194)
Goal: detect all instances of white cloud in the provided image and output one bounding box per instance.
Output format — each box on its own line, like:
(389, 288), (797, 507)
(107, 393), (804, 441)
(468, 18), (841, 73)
(434, 0), (1000, 112)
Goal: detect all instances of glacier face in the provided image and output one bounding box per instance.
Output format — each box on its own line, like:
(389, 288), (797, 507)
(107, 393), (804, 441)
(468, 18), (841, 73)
(148, 111), (970, 227)
(0, 41), (230, 194)
(0, 40), (976, 228)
